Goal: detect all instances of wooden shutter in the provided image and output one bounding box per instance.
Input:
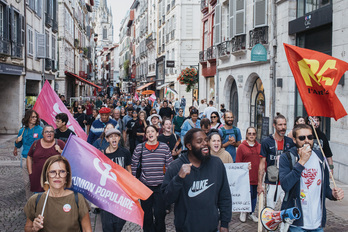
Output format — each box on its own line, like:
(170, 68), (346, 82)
(254, 0), (267, 27)
(229, 0), (234, 39)
(36, 33), (46, 58)
(10, 7), (15, 43)
(3, 5), (9, 41)
(235, 0), (245, 35)
(21, 15), (25, 46)
(214, 4), (221, 45)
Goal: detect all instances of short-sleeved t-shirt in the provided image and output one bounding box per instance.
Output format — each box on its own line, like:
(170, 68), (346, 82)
(218, 126), (242, 162)
(158, 134), (180, 152)
(104, 147), (131, 169)
(24, 192), (90, 232)
(55, 128), (76, 143)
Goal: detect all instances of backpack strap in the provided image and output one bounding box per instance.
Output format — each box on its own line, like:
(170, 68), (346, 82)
(32, 140), (39, 152)
(35, 192), (43, 212)
(221, 127), (227, 140)
(283, 151), (298, 202)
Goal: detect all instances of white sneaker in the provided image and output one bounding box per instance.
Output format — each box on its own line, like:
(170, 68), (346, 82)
(239, 212), (247, 222)
(248, 213), (258, 223)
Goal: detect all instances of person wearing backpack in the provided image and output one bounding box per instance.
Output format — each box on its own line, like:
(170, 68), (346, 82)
(279, 124), (344, 231)
(218, 111), (242, 162)
(257, 114), (295, 210)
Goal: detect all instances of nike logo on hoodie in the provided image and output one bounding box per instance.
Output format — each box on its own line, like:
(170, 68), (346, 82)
(188, 179), (214, 197)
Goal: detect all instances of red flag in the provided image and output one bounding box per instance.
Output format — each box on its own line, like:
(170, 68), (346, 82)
(33, 81), (88, 140)
(284, 43), (348, 120)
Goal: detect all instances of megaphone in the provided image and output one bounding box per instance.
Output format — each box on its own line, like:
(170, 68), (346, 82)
(260, 207), (301, 231)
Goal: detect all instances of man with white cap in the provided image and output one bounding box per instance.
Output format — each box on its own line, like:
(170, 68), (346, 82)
(148, 113), (163, 135)
(100, 128), (131, 231)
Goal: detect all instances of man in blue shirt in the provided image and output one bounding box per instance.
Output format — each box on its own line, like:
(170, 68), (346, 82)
(218, 111), (242, 162)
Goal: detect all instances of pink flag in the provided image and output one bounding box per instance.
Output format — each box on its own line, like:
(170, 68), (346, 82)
(62, 135), (152, 227)
(134, 92), (139, 101)
(149, 93), (156, 102)
(33, 81), (87, 140)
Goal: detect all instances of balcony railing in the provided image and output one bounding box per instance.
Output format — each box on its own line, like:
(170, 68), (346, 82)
(45, 13), (52, 28)
(52, 20), (58, 33)
(201, 0), (208, 13)
(0, 38), (10, 55)
(45, 58), (52, 71)
(206, 46), (216, 61)
(217, 41), (231, 57)
(199, 50), (207, 63)
(249, 26), (268, 48)
(11, 43), (23, 59)
(231, 35), (246, 53)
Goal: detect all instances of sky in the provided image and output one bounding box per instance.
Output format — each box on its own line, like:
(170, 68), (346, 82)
(107, 0), (133, 43)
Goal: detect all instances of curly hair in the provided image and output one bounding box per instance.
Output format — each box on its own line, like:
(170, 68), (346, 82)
(22, 109), (40, 127)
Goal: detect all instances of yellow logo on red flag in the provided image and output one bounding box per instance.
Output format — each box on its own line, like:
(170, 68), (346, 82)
(284, 43), (348, 120)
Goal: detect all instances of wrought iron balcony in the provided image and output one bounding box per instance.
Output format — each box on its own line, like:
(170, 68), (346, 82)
(199, 50), (207, 63)
(45, 58), (52, 71)
(249, 26), (268, 48)
(52, 20), (58, 33)
(201, 0), (208, 13)
(231, 35), (246, 53)
(0, 38), (10, 55)
(217, 41), (231, 57)
(206, 46), (216, 61)
(45, 13), (52, 28)
(11, 43), (23, 59)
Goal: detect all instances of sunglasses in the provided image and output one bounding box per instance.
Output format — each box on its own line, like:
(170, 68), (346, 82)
(211, 116), (217, 119)
(247, 132), (256, 136)
(297, 135), (314, 141)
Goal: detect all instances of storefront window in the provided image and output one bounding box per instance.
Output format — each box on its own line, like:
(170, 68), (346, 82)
(297, 0), (331, 18)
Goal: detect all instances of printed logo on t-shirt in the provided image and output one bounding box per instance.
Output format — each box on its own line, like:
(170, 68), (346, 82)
(33, 133), (38, 138)
(63, 204), (71, 212)
(301, 168), (318, 189)
(188, 179), (214, 198)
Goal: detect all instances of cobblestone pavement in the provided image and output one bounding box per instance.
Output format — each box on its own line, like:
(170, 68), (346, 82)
(1, 134), (348, 231)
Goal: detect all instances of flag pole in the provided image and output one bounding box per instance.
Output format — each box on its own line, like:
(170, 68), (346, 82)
(308, 116), (337, 188)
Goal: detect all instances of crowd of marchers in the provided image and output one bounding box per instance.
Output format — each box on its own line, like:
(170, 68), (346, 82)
(14, 91), (344, 232)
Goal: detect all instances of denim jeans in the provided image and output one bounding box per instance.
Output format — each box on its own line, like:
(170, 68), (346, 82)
(289, 226), (324, 232)
(100, 209), (126, 232)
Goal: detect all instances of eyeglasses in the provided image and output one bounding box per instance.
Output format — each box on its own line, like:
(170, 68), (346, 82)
(297, 135), (314, 141)
(247, 132), (256, 136)
(44, 131), (55, 134)
(48, 170), (68, 178)
(211, 116), (217, 119)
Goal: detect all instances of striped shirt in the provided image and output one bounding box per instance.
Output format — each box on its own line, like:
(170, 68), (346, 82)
(132, 142), (173, 186)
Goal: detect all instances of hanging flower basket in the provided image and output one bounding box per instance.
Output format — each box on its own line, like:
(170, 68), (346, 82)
(177, 67), (198, 92)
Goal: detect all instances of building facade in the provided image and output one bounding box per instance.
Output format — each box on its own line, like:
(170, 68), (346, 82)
(206, 0), (348, 183)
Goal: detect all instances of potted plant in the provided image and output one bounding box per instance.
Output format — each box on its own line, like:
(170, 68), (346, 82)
(177, 67), (198, 92)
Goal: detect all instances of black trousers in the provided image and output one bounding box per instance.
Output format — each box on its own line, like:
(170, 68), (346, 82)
(141, 185), (166, 232)
(100, 209), (126, 232)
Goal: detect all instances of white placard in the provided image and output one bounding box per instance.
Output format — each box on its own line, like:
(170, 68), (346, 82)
(225, 163), (252, 212)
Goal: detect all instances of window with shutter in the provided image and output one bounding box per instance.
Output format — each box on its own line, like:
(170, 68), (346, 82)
(0, 4), (3, 38)
(27, 25), (33, 56)
(214, 4), (221, 45)
(52, 34), (56, 60)
(229, 0), (234, 39)
(21, 15), (25, 46)
(36, 32), (46, 58)
(221, 3), (228, 41)
(254, 0), (267, 27)
(234, 0), (245, 35)
(45, 31), (49, 58)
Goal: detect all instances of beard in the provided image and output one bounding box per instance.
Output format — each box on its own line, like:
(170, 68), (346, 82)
(225, 120), (233, 126)
(192, 146), (211, 162)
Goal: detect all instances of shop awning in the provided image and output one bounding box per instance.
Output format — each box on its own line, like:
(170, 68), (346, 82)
(156, 82), (173, 90)
(65, 71), (101, 90)
(136, 82), (154, 91)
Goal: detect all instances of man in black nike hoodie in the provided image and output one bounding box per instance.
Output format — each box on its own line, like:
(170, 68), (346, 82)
(161, 128), (232, 232)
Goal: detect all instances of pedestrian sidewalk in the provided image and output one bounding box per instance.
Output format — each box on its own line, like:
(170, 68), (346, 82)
(326, 180), (348, 218)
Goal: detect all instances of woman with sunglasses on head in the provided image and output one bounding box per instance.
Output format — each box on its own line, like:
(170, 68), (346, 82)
(14, 109), (43, 200)
(131, 125), (173, 232)
(24, 155), (92, 232)
(236, 127), (261, 223)
(27, 125), (65, 194)
(210, 111), (223, 129)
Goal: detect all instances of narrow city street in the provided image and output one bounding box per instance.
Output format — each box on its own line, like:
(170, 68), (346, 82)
(1, 134), (348, 231)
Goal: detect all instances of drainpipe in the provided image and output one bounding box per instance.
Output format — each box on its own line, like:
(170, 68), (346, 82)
(270, 0), (277, 132)
(41, 0), (46, 89)
(24, 0), (27, 115)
